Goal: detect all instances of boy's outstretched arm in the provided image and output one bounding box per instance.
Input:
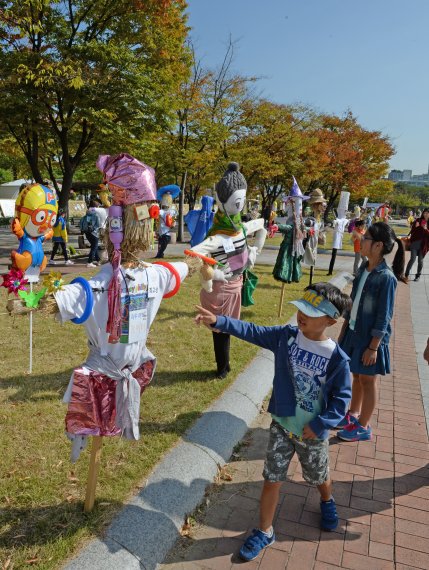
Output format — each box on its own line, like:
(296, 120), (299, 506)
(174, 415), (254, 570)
(195, 305), (285, 352)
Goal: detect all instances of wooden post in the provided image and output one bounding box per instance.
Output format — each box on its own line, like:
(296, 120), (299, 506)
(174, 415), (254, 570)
(278, 282), (286, 317)
(84, 436), (103, 513)
(309, 265), (314, 286)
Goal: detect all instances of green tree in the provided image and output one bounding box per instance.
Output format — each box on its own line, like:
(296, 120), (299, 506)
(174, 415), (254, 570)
(366, 179), (394, 203)
(232, 101), (319, 217)
(149, 39), (256, 239)
(309, 111), (394, 218)
(0, 0), (190, 208)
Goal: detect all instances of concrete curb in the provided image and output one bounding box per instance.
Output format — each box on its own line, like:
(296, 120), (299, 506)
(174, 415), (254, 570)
(64, 271), (353, 570)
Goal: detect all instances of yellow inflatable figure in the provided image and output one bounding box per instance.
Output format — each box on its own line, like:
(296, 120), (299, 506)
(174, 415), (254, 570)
(11, 183), (58, 273)
(96, 183), (111, 207)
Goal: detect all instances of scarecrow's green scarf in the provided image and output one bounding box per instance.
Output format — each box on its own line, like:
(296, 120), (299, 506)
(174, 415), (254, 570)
(206, 211), (244, 238)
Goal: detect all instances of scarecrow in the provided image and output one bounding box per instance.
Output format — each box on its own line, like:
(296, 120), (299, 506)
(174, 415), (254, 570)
(327, 190), (350, 276)
(273, 177), (310, 284)
(303, 188), (327, 273)
(187, 162), (267, 378)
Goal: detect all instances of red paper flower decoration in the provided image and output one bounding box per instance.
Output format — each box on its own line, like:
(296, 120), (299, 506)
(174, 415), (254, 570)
(1, 268), (29, 296)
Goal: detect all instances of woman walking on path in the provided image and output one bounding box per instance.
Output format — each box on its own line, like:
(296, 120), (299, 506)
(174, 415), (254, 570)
(405, 208), (429, 282)
(336, 222), (406, 442)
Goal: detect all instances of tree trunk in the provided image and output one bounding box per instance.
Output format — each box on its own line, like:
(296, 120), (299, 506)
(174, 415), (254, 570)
(324, 190), (339, 223)
(58, 168), (74, 210)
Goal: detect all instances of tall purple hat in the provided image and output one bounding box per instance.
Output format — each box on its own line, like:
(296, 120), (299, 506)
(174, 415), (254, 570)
(287, 176), (310, 200)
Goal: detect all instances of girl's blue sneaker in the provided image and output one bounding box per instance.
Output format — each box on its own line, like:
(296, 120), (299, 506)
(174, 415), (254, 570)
(239, 528), (275, 561)
(337, 417), (372, 441)
(320, 498), (339, 531)
(335, 412), (353, 429)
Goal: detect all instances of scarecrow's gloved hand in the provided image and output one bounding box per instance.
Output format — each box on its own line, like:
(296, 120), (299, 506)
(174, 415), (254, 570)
(212, 264), (232, 281)
(247, 245), (258, 268)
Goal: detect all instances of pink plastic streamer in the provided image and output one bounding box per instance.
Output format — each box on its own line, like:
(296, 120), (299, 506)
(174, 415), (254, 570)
(106, 249), (122, 343)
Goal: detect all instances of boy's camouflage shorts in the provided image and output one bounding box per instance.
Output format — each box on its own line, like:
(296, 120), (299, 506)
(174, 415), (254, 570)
(263, 420), (329, 486)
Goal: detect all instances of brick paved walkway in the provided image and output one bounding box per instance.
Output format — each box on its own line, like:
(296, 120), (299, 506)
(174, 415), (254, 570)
(160, 281), (429, 570)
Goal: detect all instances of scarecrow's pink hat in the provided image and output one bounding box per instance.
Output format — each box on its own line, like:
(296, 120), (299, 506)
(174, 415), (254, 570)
(96, 153), (156, 205)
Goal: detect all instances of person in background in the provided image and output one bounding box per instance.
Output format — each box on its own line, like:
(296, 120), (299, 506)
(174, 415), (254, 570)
(80, 200), (101, 267)
(407, 210), (414, 227)
(337, 222), (406, 442)
(405, 208), (429, 282)
(352, 220), (366, 276)
(91, 199), (108, 232)
(376, 202), (391, 223)
(49, 209), (74, 265)
(365, 208), (374, 228)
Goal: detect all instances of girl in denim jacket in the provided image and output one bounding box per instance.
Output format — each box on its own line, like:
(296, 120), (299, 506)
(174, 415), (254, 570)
(337, 222), (406, 442)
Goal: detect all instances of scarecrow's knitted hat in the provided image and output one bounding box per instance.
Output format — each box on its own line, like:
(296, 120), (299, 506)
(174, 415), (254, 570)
(215, 162), (247, 203)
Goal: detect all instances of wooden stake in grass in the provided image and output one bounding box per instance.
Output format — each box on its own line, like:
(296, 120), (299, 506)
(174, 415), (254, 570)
(84, 436), (103, 513)
(309, 265), (314, 286)
(278, 282), (286, 317)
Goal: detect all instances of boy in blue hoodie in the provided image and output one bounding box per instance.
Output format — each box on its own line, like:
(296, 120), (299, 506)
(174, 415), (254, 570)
(196, 282), (352, 561)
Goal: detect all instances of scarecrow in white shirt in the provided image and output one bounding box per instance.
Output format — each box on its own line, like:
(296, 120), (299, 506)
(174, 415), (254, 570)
(188, 162), (267, 378)
(52, 153), (190, 462)
(155, 184), (180, 258)
(327, 190), (350, 276)
(303, 188), (327, 270)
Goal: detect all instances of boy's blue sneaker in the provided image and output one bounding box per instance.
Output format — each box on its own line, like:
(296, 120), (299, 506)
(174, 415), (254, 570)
(320, 498), (338, 531)
(337, 417), (372, 442)
(239, 528), (275, 561)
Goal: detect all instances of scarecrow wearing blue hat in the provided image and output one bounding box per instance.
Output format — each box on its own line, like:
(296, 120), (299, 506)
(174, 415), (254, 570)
(155, 184), (180, 258)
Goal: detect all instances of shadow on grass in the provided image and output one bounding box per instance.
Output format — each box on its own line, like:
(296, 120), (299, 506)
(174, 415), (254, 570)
(254, 282), (281, 291)
(1, 369), (74, 402)
(0, 499), (123, 552)
(2, 368), (218, 402)
(154, 369), (217, 387)
(141, 410), (202, 435)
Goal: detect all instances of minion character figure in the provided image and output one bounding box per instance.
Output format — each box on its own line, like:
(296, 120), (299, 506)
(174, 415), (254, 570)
(96, 183), (111, 208)
(11, 183), (58, 275)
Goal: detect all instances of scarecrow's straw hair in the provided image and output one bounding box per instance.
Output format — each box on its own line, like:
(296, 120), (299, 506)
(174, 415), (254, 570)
(105, 203), (155, 263)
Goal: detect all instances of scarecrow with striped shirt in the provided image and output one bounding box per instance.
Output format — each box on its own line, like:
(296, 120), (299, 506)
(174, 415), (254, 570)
(189, 162), (267, 378)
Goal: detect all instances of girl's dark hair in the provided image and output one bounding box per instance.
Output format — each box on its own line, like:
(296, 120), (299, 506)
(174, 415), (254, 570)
(305, 282), (352, 316)
(367, 222), (406, 282)
(354, 220), (365, 227)
(419, 208), (429, 218)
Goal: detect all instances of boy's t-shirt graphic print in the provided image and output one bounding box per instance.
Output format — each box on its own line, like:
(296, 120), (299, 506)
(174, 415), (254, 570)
(273, 330), (335, 436)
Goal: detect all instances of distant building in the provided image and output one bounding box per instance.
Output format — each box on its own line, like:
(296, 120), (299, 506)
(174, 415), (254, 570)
(388, 170), (404, 182)
(388, 168), (429, 186)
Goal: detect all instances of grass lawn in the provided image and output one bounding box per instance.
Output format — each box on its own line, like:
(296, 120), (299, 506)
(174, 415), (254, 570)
(0, 262), (328, 569)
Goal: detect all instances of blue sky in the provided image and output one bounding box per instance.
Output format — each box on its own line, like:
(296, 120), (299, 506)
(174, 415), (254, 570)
(187, 0), (429, 175)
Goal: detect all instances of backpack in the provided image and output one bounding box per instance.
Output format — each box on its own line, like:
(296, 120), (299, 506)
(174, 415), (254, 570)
(80, 212), (96, 233)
